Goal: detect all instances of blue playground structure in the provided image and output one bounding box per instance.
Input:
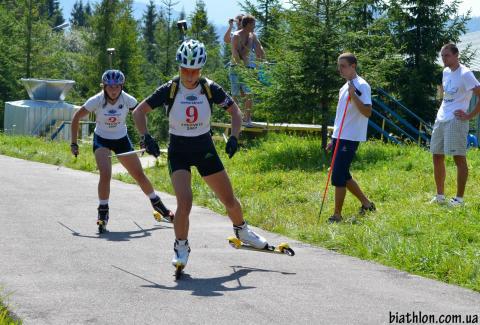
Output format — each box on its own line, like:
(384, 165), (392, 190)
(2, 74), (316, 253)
(369, 88), (432, 147)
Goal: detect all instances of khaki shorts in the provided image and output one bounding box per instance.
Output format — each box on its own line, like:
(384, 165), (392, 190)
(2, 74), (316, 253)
(430, 118), (468, 156)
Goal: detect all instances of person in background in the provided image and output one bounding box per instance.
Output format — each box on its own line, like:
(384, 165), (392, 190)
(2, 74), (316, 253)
(328, 53), (376, 223)
(429, 43), (480, 207)
(230, 14), (265, 127)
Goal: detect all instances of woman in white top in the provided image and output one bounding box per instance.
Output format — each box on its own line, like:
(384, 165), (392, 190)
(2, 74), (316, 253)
(133, 40), (269, 271)
(70, 70), (174, 233)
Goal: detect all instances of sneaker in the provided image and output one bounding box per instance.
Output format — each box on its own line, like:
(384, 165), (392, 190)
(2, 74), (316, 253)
(172, 239), (190, 267)
(327, 215), (342, 223)
(233, 222), (268, 249)
(151, 196), (174, 223)
(359, 202), (376, 215)
(429, 195), (446, 205)
(448, 197), (464, 207)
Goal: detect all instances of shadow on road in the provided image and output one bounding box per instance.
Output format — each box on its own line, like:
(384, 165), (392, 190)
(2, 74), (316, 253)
(112, 264), (296, 297)
(57, 221), (171, 241)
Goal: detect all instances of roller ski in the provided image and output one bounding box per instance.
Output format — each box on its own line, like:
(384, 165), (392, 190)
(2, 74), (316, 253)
(229, 222), (295, 256)
(172, 239), (190, 280)
(97, 204), (109, 234)
(227, 237), (295, 256)
(151, 196), (174, 224)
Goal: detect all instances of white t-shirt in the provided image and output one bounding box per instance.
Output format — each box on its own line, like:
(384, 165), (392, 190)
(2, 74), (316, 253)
(169, 82), (212, 136)
(436, 64), (480, 122)
(83, 91), (137, 139)
(332, 76), (372, 142)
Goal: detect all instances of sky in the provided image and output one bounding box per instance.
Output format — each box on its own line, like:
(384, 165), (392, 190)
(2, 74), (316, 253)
(450, 0), (480, 17)
(60, 0), (480, 26)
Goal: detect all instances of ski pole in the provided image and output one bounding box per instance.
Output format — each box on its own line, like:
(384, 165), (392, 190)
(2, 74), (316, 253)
(318, 96), (351, 219)
(109, 149), (146, 158)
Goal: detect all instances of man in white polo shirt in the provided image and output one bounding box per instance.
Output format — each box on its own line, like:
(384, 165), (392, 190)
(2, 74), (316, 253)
(430, 43), (480, 206)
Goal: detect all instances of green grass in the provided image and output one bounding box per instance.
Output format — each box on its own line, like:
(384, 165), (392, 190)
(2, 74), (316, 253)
(1, 133), (480, 294)
(0, 293), (19, 325)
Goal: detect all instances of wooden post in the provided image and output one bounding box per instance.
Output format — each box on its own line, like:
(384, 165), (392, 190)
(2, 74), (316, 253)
(381, 118), (386, 141)
(418, 122), (423, 145)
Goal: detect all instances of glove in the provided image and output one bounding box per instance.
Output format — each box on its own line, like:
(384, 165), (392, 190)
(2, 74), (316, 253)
(225, 135), (238, 159)
(70, 143), (79, 157)
(141, 133), (160, 157)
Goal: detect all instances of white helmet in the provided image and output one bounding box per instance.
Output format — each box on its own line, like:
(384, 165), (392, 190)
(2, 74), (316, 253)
(176, 39), (207, 69)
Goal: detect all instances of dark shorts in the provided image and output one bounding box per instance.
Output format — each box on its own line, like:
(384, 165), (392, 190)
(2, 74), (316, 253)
(93, 133), (134, 154)
(168, 132), (224, 177)
(331, 139), (359, 187)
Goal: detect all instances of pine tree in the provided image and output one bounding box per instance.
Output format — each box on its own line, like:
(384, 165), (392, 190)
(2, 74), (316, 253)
(71, 0), (87, 27)
(388, 0), (469, 120)
(188, 0), (221, 72)
(40, 0), (65, 28)
(341, 0), (403, 91)
(142, 0), (158, 64)
(189, 0), (217, 45)
(271, 0), (345, 149)
(160, 0), (179, 76)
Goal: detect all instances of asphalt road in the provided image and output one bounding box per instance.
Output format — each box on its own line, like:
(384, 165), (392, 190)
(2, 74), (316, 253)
(0, 155), (479, 324)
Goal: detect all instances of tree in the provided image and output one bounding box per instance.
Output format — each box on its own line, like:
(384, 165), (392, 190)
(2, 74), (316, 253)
(142, 0), (158, 64)
(160, 0), (179, 76)
(266, 0), (346, 150)
(0, 2), (27, 128)
(188, 0), (222, 72)
(342, 0), (404, 91)
(40, 0), (65, 28)
(70, 0), (92, 28)
(388, 0), (469, 120)
(114, 0), (143, 96)
(189, 0), (217, 45)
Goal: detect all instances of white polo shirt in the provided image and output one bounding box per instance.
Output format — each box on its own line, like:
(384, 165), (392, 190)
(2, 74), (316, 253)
(83, 91), (137, 139)
(332, 76), (372, 142)
(436, 64), (480, 122)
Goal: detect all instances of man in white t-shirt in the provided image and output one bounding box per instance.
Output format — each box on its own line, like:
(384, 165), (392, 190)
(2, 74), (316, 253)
(430, 43), (480, 207)
(328, 53), (376, 223)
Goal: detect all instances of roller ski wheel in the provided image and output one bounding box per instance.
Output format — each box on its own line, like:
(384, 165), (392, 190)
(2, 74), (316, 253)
(97, 220), (107, 234)
(174, 263), (185, 280)
(97, 204), (109, 234)
(153, 210), (174, 224)
(227, 236), (295, 256)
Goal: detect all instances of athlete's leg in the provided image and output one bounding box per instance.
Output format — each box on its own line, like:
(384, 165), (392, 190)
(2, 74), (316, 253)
(171, 170), (192, 240)
(118, 154), (154, 194)
(203, 169), (267, 249)
(202, 170), (243, 225)
(95, 147), (112, 201)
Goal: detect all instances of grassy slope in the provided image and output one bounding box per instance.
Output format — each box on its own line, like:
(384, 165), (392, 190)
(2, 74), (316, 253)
(1, 133), (479, 293)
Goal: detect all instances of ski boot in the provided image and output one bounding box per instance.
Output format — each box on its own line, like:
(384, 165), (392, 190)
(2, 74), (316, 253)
(233, 222), (268, 249)
(151, 196), (174, 223)
(229, 222), (294, 256)
(172, 239), (190, 280)
(97, 204), (109, 234)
